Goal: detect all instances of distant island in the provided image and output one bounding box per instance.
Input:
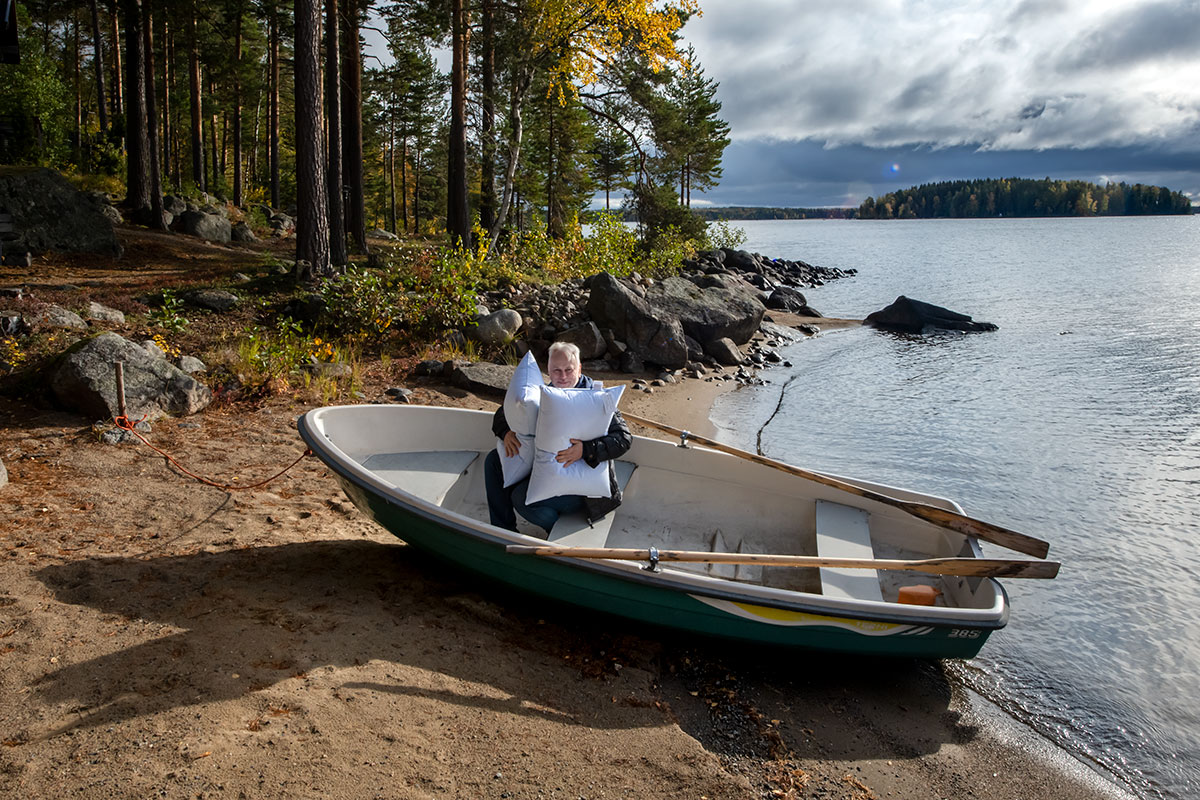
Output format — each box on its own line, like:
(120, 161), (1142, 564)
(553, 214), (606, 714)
(858, 177), (1193, 219)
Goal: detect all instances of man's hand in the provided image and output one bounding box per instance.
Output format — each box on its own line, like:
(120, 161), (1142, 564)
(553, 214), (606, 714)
(556, 438), (584, 467)
(503, 430), (522, 458)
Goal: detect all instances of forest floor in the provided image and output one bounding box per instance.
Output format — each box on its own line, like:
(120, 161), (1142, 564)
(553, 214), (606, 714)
(0, 227), (1132, 799)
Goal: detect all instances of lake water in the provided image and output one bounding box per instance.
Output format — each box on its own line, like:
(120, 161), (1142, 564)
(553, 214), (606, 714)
(709, 217), (1200, 800)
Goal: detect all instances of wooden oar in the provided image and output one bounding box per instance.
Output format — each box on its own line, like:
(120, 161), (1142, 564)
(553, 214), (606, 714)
(621, 411), (1051, 559)
(506, 545), (1060, 579)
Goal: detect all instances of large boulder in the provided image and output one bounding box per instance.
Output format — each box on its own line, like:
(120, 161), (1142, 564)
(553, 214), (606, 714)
(864, 296), (998, 334)
(50, 332), (212, 419)
(185, 288), (239, 312)
(705, 337), (744, 366)
(766, 286), (822, 317)
(447, 361), (515, 397)
(172, 210), (232, 243)
(555, 321), (607, 360)
(0, 166), (122, 257)
(585, 272), (688, 369)
(474, 308), (523, 346)
(644, 275), (764, 346)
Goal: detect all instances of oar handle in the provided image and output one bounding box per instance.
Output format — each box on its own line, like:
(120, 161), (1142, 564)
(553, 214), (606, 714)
(506, 546), (1060, 579)
(622, 412), (1051, 559)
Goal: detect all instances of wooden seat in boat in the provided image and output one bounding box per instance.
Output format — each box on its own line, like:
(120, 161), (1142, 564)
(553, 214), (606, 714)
(360, 450), (479, 506)
(815, 499), (883, 602)
(547, 460), (637, 548)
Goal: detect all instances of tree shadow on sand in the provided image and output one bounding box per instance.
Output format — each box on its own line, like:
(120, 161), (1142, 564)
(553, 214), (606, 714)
(34, 539), (978, 762)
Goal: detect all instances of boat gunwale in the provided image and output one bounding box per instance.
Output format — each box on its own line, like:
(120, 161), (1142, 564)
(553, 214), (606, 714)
(298, 406), (1010, 631)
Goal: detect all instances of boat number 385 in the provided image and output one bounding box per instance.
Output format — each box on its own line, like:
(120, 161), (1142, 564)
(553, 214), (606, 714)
(948, 629), (981, 639)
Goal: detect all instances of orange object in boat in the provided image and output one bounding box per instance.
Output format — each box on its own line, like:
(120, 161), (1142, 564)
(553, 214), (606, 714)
(897, 585), (942, 605)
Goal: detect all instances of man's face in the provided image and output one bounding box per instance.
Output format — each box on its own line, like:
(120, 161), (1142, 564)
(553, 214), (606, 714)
(548, 351), (581, 388)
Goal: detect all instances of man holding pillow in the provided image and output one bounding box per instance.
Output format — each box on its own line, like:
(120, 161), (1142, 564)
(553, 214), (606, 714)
(484, 342), (632, 533)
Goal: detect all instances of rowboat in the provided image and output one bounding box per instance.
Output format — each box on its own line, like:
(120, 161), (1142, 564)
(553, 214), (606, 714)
(299, 404), (1051, 658)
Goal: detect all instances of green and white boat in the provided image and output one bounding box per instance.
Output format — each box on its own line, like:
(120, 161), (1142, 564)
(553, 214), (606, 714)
(299, 404), (1039, 658)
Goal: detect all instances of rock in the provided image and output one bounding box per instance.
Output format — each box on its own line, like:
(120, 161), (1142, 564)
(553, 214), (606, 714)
(585, 272), (687, 369)
(448, 361), (514, 397)
(142, 339), (165, 358)
(865, 296), (999, 333)
(163, 195), (188, 216)
(185, 289), (239, 312)
(474, 309), (523, 346)
(172, 210), (232, 243)
(0, 312), (27, 336)
(644, 276), (764, 347)
(705, 337), (744, 366)
(0, 166), (122, 256)
(0, 456), (6, 489)
(385, 386), (413, 403)
(619, 350), (644, 373)
(34, 304), (88, 331)
(99, 204), (123, 226)
(555, 321), (606, 360)
(177, 355), (207, 374)
(50, 332), (212, 419)
(721, 248), (762, 273)
(87, 302), (125, 324)
(766, 286), (811, 313)
(414, 359), (444, 377)
(371, 228), (400, 241)
(231, 221), (257, 243)
(759, 320), (805, 342)
(232, 272), (252, 283)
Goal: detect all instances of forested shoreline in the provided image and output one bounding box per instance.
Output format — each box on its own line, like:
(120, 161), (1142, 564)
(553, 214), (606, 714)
(858, 177), (1193, 219)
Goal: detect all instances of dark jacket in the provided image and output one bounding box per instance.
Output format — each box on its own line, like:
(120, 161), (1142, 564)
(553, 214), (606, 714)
(492, 374), (633, 522)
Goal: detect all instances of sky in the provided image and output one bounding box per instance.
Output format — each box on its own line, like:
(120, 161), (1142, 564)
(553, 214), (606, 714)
(675, 0), (1200, 207)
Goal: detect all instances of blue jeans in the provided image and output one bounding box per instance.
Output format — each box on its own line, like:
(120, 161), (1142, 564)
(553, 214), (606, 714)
(484, 449), (584, 533)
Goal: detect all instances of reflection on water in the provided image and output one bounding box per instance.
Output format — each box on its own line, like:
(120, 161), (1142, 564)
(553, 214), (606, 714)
(712, 217), (1200, 800)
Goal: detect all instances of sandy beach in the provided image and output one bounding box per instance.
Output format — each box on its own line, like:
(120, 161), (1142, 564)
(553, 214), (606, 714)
(0, 363), (1134, 800)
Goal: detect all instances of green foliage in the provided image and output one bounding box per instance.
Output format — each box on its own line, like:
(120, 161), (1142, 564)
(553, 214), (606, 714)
(148, 290), (190, 332)
(314, 268), (406, 338)
(222, 317), (358, 399)
(631, 180), (707, 250)
(859, 177), (1194, 219)
(701, 220), (746, 251)
(0, 44), (71, 165)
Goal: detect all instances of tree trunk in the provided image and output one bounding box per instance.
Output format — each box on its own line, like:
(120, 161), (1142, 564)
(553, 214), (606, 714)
(89, 0), (109, 135)
(232, 4), (243, 206)
(123, 0), (151, 213)
(400, 136), (408, 235)
(386, 91), (395, 234)
(188, 8), (203, 190)
(269, 1), (280, 209)
(210, 80), (219, 191)
(325, 0), (346, 266)
(340, 0), (367, 254)
(110, 1), (123, 121)
(479, 0), (495, 235)
(73, 14), (82, 167)
(163, 18), (174, 188)
(293, 0), (330, 278)
(143, 0), (165, 228)
(446, 0), (470, 248)
(486, 66), (531, 256)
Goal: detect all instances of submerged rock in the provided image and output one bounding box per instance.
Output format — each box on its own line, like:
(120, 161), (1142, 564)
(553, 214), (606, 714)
(865, 296), (998, 334)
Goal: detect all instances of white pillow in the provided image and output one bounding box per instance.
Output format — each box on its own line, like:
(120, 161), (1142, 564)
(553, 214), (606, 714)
(503, 351), (543, 436)
(495, 432), (535, 488)
(524, 385), (625, 504)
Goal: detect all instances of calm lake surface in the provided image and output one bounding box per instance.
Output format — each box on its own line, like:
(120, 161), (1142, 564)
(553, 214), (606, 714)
(710, 217), (1200, 800)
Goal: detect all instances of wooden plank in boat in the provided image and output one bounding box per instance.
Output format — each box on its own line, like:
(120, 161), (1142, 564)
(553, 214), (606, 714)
(547, 461), (637, 548)
(815, 500), (883, 602)
(361, 450), (479, 505)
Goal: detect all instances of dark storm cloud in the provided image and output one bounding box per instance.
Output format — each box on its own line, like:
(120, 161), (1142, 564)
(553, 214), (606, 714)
(1058, 1), (1200, 72)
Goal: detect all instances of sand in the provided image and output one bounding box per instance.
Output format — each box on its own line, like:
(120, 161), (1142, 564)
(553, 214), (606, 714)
(0, 370), (1135, 800)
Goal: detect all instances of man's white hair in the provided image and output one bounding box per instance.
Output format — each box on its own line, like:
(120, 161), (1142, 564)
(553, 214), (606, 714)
(548, 341), (581, 365)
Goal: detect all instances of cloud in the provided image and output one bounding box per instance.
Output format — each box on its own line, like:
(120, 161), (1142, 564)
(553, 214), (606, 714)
(680, 1), (1200, 151)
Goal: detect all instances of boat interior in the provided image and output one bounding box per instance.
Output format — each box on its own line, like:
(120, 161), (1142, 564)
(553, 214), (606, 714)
(313, 406), (1003, 612)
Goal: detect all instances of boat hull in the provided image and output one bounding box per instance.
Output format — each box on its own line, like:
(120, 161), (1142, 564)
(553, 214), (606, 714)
(326, 454), (997, 659)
